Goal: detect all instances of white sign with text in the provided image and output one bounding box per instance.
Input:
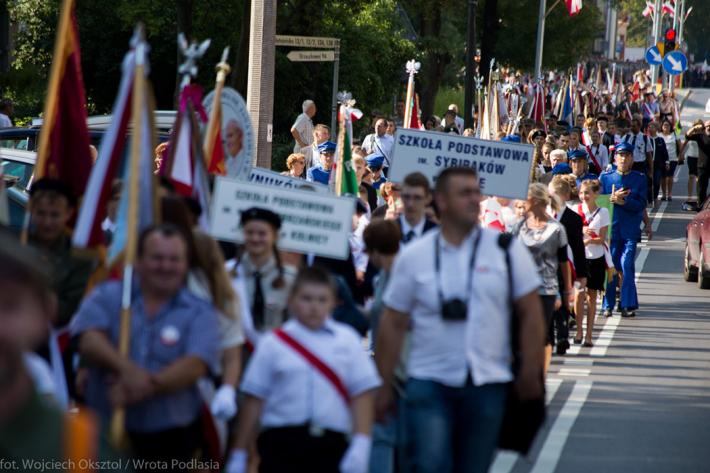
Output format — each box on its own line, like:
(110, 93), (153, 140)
(210, 177), (354, 259)
(388, 129), (534, 199)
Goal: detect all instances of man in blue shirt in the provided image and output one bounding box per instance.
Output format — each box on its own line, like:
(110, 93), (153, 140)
(599, 142), (647, 318)
(71, 224), (220, 467)
(568, 149), (598, 189)
(306, 140), (336, 185)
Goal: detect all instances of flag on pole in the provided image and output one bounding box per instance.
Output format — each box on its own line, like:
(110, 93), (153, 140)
(642, 1), (655, 18)
(409, 94), (422, 130)
(106, 34), (158, 267)
(203, 47), (230, 175)
(479, 87), (491, 139)
(109, 27), (157, 445)
(566, 0), (583, 16)
(528, 83), (545, 125)
(34, 0), (92, 203)
(561, 80), (574, 125)
(162, 84), (211, 230)
(73, 35), (140, 250)
(334, 93), (362, 197)
(491, 85), (501, 137)
(661, 2), (675, 17)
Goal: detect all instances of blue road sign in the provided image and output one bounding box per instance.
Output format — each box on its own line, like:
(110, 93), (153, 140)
(663, 50), (688, 76)
(645, 46), (663, 66)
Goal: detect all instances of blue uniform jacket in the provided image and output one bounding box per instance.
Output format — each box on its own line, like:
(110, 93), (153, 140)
(307, 166), (331, 185)
(599, 170), (647, 241)
(575, 172), (598, 190)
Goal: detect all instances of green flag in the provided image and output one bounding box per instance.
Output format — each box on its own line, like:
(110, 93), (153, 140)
(335, 100), (361, 197)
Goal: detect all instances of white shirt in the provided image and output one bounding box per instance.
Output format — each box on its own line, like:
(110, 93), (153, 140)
(362, 133), (394, 166)
(241, 319), (381, 433)
(441, 116), (464, 134)
(383, 227), (541, 387)
(661, 132), (678, 162)
(399, 215), (426, 244)
(589, 143), (610, 171)
(686, 140), (699, 158)
(578, 203), (610, 259)
(291, 113), (314, 153)
(623, 132), (651, 163)
(226, 151), (252, 180)
(0, 113), (11, 128)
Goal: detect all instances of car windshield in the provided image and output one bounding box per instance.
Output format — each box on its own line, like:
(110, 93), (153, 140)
(1, 159), (34, 191)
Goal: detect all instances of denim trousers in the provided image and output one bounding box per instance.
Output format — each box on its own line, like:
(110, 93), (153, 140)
(403, 377), (508, 473)
(370, 397), (408, 473)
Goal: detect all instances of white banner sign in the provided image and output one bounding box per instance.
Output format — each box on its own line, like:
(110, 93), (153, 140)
(210, 177), (354, 260)
(247, 167), (330, 194)
(388, 129), (534, 200)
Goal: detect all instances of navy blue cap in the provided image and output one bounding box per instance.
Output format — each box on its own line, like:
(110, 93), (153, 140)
(567, 149), (588, 161)
(501, 134), (521, 143)
(551, 163), (573, 175)
(317, 141), (337, 153)
(366, 153), (385, 168)
(241, 207), (281, 230)
(614, 141), (634, 154)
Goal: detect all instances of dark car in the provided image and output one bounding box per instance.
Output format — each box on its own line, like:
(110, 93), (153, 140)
(684, 197), (710, 289)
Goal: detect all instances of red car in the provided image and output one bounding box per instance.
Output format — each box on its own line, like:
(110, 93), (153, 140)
(685, 197), (710, 289)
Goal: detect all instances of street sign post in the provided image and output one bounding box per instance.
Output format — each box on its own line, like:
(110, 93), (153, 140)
(275, 35), (338, 48)
(663, 50), (688, 76)
(286, 50), (335, 62)
(275, 35), (341, 133)
(645, 46), (663, 65)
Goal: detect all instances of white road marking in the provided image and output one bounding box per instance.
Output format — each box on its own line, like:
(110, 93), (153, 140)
(529, 381), (593, 473)
(558, 368), (591, 377)
(489, 378), (564, 473)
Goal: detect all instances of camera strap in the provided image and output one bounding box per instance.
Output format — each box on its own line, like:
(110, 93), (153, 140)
(434, 229), (482, 308)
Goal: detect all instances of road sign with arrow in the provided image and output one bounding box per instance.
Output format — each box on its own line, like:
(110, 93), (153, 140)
(663, 50), (688, 76)
(645, 46), (663, 66)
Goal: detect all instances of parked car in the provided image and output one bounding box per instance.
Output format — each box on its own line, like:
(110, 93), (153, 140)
(684, 196), (710, 289)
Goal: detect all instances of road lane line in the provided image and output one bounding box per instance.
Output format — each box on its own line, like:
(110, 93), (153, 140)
(529, 381), (593, 473)
(490, 378), (564, 473)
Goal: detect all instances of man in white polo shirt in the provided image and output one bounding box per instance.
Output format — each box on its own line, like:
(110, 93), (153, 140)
(374, 167), (545, 473)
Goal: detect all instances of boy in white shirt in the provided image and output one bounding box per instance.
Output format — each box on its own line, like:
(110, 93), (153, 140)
(227, 266), (381, 473)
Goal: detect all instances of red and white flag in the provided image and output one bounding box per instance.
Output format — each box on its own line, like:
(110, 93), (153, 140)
(642, 1), (655, 17)
(661, 2), (675, 17)
(73, 37), (138, 249)
(162, 85), (211, 230)
(566, 0), (582, 16)
(528, 83), (545, 126)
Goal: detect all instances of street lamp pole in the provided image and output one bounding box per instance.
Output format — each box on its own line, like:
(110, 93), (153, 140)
(464, 0), (478, 129)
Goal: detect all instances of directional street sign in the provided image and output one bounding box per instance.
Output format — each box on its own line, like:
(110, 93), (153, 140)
(663, 50), (688, 76)
(275, 35), (338, 49)
(286, 50), (335, 62)
(645, 46), (663, 66)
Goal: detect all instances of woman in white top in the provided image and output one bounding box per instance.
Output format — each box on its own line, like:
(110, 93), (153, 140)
(574, 180), (610, 347)
(589, 130), (610, 172)
(660, 120), (682, 201)
(680, 121), (700, 207)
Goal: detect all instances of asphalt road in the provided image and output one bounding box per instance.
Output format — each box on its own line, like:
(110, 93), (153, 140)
(491, 88), (710, 473)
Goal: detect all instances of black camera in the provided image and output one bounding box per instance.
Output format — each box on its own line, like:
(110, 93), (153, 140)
(441, 298), (468, 321)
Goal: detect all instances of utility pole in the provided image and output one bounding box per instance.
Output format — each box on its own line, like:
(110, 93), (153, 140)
(651, 0), (663, 86)
(533, 0), (547, 80)
(464, 0), (478, 129)
(246, 0), (277, 169)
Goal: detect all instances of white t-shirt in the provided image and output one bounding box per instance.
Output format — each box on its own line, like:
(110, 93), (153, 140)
(291, 113), (314, 153)
(0, 113), (12, 128)
(383, 227), (541, 387)
(662, 133), (678, 161)
(685, 139), (699, 159)
(578, 203), (610, 259)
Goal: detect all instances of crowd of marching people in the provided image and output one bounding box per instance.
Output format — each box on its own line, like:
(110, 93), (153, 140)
(0, 58), (707, 473)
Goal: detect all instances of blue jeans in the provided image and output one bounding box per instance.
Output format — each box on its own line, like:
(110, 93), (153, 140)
(603, 239), (639, 311)
(370, 397), (408, 473)
(404, 378), (508, 473)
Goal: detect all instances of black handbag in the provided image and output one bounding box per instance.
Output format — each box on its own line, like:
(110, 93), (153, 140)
(497, 233), (546, 455)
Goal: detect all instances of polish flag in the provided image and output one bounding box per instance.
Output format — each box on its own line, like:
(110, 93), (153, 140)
(661, 2), (675, 17)
(642, 1), (655, 18)
(566, 0), (582, 16)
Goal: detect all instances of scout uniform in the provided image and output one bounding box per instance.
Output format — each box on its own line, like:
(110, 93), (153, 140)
(306, 141), (336, 185)
(568, 149), (598, 189)
(227, 208), (296, 346)
(240, 318), (381, 473)
(600, 141), (647, 317)
(366, 154), (387, 191)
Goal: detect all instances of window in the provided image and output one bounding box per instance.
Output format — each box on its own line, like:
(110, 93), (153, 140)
(1, 159), (34, 191)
